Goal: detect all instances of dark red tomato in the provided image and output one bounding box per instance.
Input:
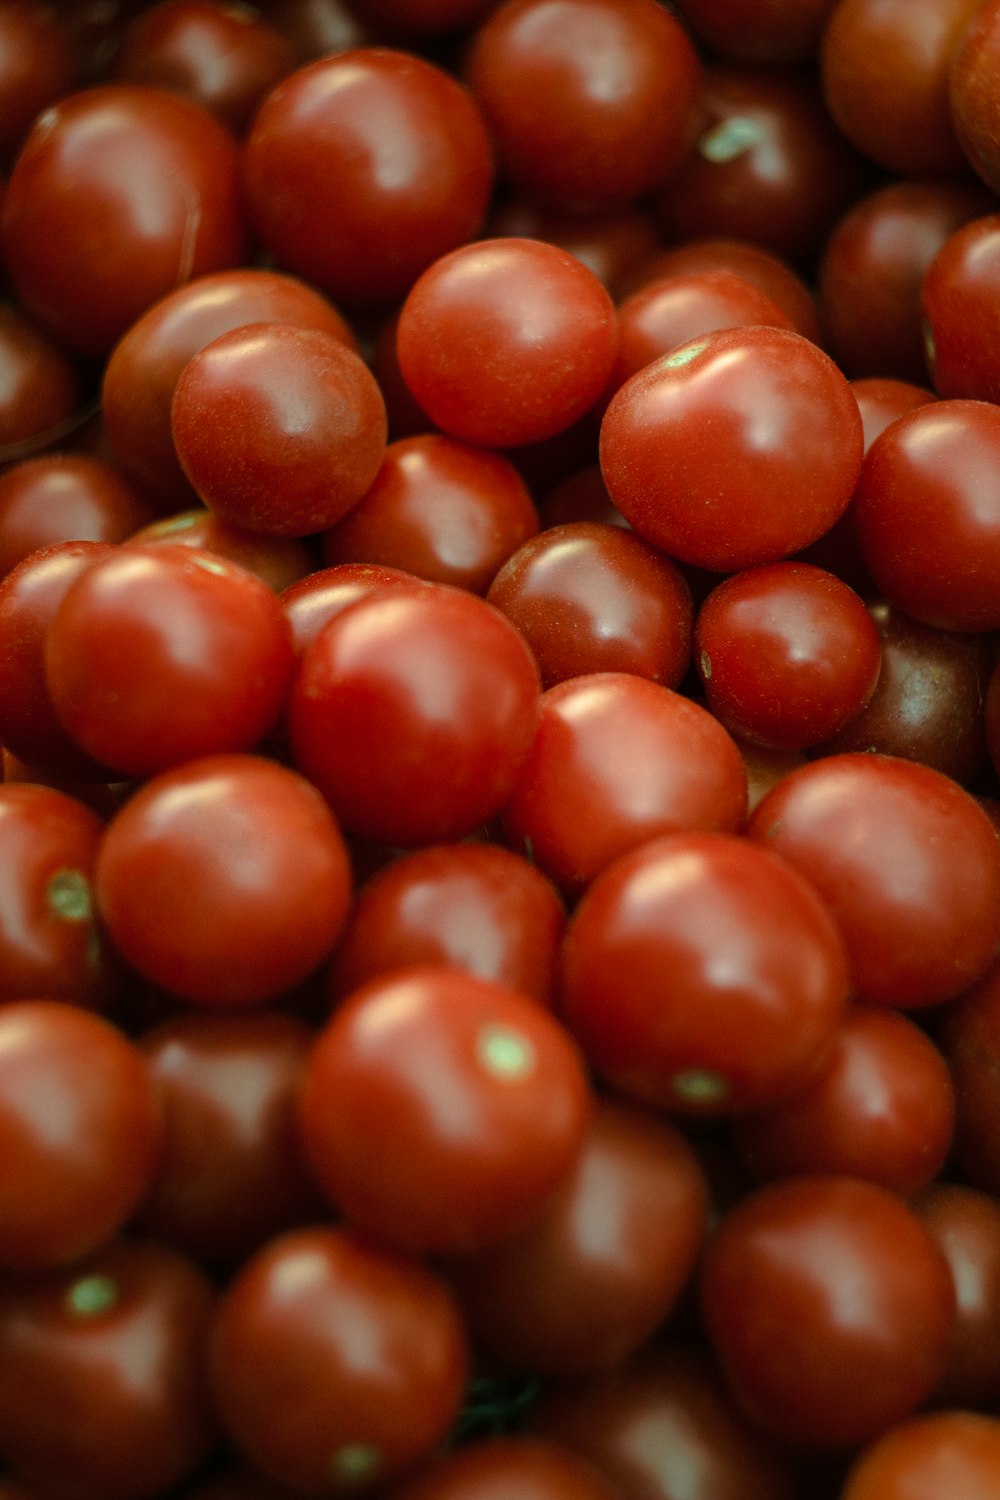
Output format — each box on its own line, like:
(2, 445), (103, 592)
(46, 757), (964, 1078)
(611, 269), (793, 394)
(136, 1010), (323, 1266)
(242, 48), (493, 305)
(672, 0), (838, 65)
(841, 1412), (1000, 1500)
(485, 198), (660, 298)
(628, 236), (822, 344)
(280, 562), (419, 657)
(0, 307), (82, 469)
(257, 0), (376, 62)
(0, 2), (77, 164)
(653, 65), (865, 265)
(0, 1238), (217, 1500)
(536, 467), (628, 531)
(0, 540), (117, 777)
(820, 0), (981, 174)
(747, 754), (1000, 1008)
(940, 960), (1000, 1196)
(0, 456), (153, 579)
(172, 322), (387, 537)
(531, 1344), (799, 1500)
(301, 965), (591, 1253)
(734, 1005), (955, 1195)
(600, 326), (864, 572)
(1, 85), (247, 356)
(102, 266), (356, 511)
(321, 434), (539, 595)
(916, 1183), (1000, 1406)
(0, 1000), (160, 1270)
(95, 753), (352, 1006)
(45, 544), (293, 777)
(209, 1225), (469, 1493)
(854, 400), (1000, 632)
(446, 1097), (708, 1375)
(701, 1177), (957, 1447)
(126, 509), (312, 594)
(561, 832), (849, 1115)
(695, 562), (881, 750)
(289, 584), (541, 847)
(328, 842), (565, 1008)
(851, 377), (936, 451)
(384, 1438), (619, 1500)
(0, 782), (113, 1007)
(396, 238), (617, 448)
(818, 599), (992, 785)
(739, 738), (807, 815)
(502, 674), (747, 893)
(819, 180), (993, 383)
(111, 0), (294, 133)
(952, 1), (1000, 194)
(487, 522), (693, 690)
(923, 215), (1000, 403)
(465, 0), (700, 212)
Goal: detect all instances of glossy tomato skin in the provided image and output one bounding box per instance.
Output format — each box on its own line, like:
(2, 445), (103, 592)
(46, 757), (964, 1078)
(445, 1097), (709, 1375)
(209, 1225), (469, 1493)
(733, 1005), (955, 1196)
(383, 1437), (620, 1500)
(396, 238), (617, 449)
(746, 753), (1000, 1008)
(45, 544), (294, 777)
(561, 832), (849, 1116)
(102, 266), (356, 511)
(0, 782), (112, 1007)
(300, 965), (591, 1253)
(280, 563), (420, 657)
(328, 842), (565, 1008)
(922, 215), (1000, 404)
(0, 1000), (161, 1270)
(853, 398), (1000, 632)
(700, 1176), (957, 1447)
(127, 509), (313, 594)
(289, 584), (541, 847)
(135, 1010), (323, 1267)
(0, 2), (77, 164)
(95, 754), (352, 1006)
(851, 377), (936, 451)
(464, 0), (701, 212)
(1, 85), (247, 355)
(0, 1238), (217, 1500)
(599, 326), (864, 571)
(487, 523), (694, 690)
(242, 48), (494, 305)
(841, 1411), (1000, 1500)
(916, 1183), (1000, 1406)
(672, 0), (838, 66)
(501, 674), (747, 893)
(172, 322), (387, 537)
(321, 433), (539, 595)
(0, 456), (153, 579)
(0, 305), (80, 459)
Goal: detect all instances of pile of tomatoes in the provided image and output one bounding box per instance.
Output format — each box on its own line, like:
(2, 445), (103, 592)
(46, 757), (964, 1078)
(4, 0), (1000, 1496)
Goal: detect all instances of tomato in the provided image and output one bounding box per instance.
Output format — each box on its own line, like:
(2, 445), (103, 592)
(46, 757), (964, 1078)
(209, 1225), (469, 1493)
(127, 509), (313, 594)
(561, 832), (849, 1115)
(599, 325), (864, 572)
(671, 0), (838, 66)
(445, 1097), (709, 1374)
(95, 753), (352, 1006)
(841, 1412), (1000, 1500)
(300, 965), (591, 1253)
(916, 1183), (1000, 1407)
(0, 305), (80, 461)
(288, 583), (541, 846)
(700, 1176), (957, 1446)
(0, 1238), (217, 1500)
(0, 456), (153, 579)
(45, 544), (294, 776)
(384, 1437), (620, 1500)
(396, 238), (617, 448)
(746, 753), (1000, 1008)
(0, 2), (77, 164)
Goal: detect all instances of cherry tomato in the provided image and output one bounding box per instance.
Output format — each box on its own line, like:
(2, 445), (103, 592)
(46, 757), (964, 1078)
(0, 305), (80, 461)
(916, 1183), (1000, 1407)
(126, 509), (313, 594)
(384, 1437), (620, 1500)
(599, 325), (864, 571)
(300, 965), (591, 1253)
(95, 753), (352, 1006)
(0, 1), (77, 164)
(209, 1225), (469, 1493)
(396, 238), (617, 448)
(0, 455), (153, 579)
(280, 563), (420, 657)
(672, 0), (838, 66)
(940, 959), (1000, 1196)
(0, 1238), (217, 1500)
(841, 1412), (1000, 1500)
(288, 583), (541, 846)
(561, 832), (849, 1115)
(700, 1176), (957, 1447)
